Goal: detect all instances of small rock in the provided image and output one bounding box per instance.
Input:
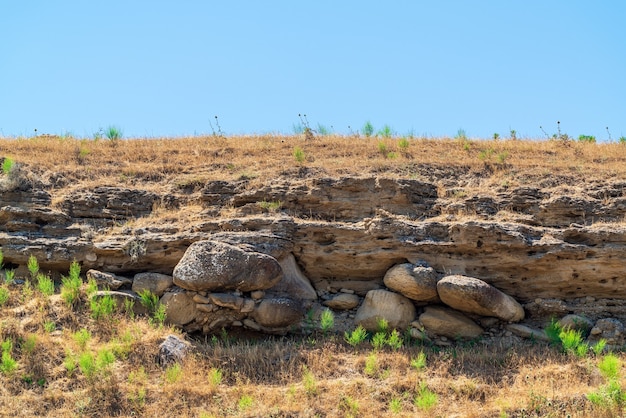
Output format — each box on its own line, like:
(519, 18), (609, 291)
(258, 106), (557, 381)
(243, 318), (261, 331)
(323, 293), (360, 310)
(240, 299), (256, 313)
(158, 335), (190, 366)
(193, 294), (211, 304)
(588, 318), (625, 349)
(209, 293), (244, 310)
(196, 303), (214, 313)
(506, 324), (549, 341)
(132, 272), (174, 297)
(340, 288), (355, 294)
(251, 290), (265, 300)
(87, 269), (132, 290)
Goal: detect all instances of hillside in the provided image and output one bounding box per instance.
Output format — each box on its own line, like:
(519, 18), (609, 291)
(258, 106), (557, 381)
(2, 134), (626, 417)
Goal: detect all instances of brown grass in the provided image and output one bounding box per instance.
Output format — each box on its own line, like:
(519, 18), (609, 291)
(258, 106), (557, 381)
(2, 135), (626, 193)
(3, 135), (626, 416)
(0, 284), (624, 417)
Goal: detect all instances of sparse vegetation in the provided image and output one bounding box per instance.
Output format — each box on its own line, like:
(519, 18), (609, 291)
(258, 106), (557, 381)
(3, 133), (626, 416)
(1, 157), (14, 175)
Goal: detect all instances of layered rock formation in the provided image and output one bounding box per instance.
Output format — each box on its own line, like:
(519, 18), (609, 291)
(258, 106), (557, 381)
(3, 161), (626, 343)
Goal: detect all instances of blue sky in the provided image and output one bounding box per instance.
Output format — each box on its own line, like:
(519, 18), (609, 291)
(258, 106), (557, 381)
(1, 1), (624, 140)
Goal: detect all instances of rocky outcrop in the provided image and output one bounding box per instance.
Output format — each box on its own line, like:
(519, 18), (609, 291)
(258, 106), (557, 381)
(5, 165), (626, 341)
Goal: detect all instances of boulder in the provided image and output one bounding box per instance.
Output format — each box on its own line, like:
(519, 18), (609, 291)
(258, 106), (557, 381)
(588, 318), (625, 348)
(172, 240), (283, 292)
(437, 275), (524, 322)
(251, 297), (304, 329)
(354, 289), (416, 331)
(158, 335), (190, 366)
(558, 314), (593, 335)
(506, 324), (549, 341)
(132, 272), (173, 297)
(160, 290), (199, 326)
(383, 263), (439, 302)
(323, 293), (360, 310)
(87, 269), (132, 290)
(419, 306), (483, 339)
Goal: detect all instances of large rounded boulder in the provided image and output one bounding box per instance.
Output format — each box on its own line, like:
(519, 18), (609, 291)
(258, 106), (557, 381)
(354, 289), (416, 331)
(383, 263), (439, 302)
(437, 275), (524, 322)
(173, 240), (283, 292)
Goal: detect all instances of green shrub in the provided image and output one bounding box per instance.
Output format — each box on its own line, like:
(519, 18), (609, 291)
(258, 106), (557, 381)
(319, 309), (334, 335)
(0, 286), (9, 306)
(592, 339), (607, 356)
(559, 328), (585, 355)
(164, 363), (183, 383)
(619, 136), (626, 144)
(1, 157), (14, 175)
(376, 318), (389, 334)
(27, 255), (39, 279)
(72, 328), (92, 351)
(364, 353), (378, 376)
(544, 318), (563, 346)
(4, 269), (15, 285)
(238, 394), (254, 411)
(90, 292), (116, 320)
(362, 121), (374, 137)
(43, 321), (56, 333)
(60, 272), (82, 307)
(578, 134), (596, 143)
(302, 367), (317, 396)
(377, 141), (388, 155)
(1, 339), (18, 375)
(386, 329), (403, 351)
(207, 367), (223, 388)
(389, 397), (402, 414)
(293, 146), (305, 163)
(415, 382), (438, 411)
(344, 325), (368, 348)
(371, 332), (387, 351)
(105, 126), (123, 141)
(150, 303), (167, 328)
(598, 354), (621, 380)
(411, 351), (427, 371)
(398, 138), (410, 151)
(138, 289), (159, 313)
(378, 124), (393, 138)
(36, 274), (55, 297)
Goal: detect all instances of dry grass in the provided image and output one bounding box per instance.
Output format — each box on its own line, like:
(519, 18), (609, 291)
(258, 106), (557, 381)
(3, 135), (626, 416)
(0, 283), (624, 417)
(2, 135), (626, 193)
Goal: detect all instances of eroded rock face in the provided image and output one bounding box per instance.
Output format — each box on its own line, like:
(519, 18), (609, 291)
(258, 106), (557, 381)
(172, 240), (283, 292)
(383, 263), (439, 302)
(437, 275), (525, 322)
(354, 290), (416, 331)
(419, 306), (483, 340)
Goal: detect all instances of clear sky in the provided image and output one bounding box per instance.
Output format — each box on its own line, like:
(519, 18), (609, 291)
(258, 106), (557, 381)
(1, 1), (624, 140)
